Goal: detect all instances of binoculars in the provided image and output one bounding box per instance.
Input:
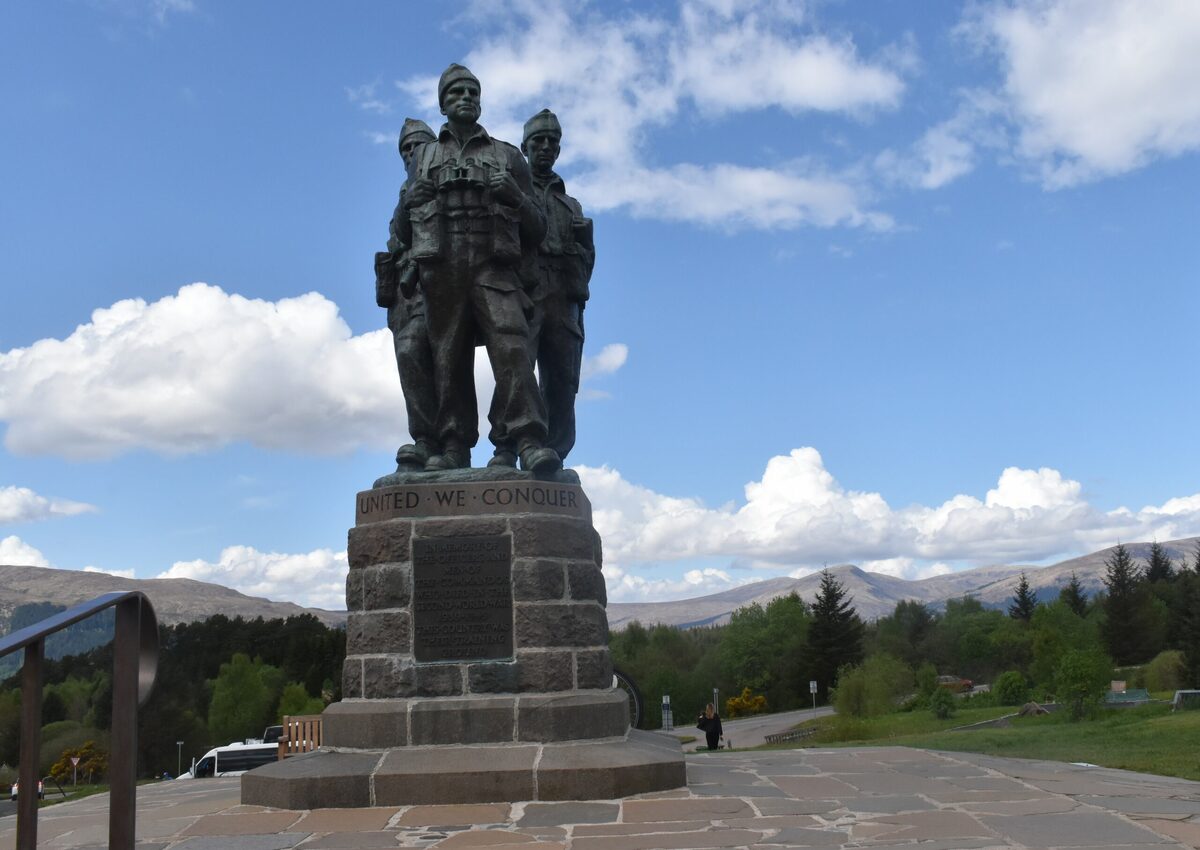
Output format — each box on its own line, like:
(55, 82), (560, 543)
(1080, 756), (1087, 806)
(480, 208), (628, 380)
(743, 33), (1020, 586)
(435, 157), (494, 191)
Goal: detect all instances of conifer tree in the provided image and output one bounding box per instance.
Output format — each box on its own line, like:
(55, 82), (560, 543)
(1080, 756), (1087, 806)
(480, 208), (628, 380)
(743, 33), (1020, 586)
(808, 569), (864, 703)
(1101, 542), (1146, 665)
(1008, 573), (1037, 621)
(1181, 571), (1200, 688)
(1145, 540), (1175, 583)
(1059, 572), (1088, 616)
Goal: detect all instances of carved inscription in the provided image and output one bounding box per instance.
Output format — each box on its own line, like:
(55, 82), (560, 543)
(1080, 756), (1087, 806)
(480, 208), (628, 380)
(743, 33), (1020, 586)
(413, 535), (513, 663)
(356, 482), (588, 524)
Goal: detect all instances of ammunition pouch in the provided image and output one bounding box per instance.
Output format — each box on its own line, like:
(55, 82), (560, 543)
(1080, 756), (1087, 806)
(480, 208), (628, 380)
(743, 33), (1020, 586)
(398, 258), (420, 299)
(491, 203), (522, 264)
(374, 251), (397, 308)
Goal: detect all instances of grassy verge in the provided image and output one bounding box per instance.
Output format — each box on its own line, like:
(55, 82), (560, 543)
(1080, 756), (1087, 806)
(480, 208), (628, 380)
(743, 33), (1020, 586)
(36, 778), (165, 808)
(780, 703), (1200, 782)
(897, 703), (1200, 781)
(771, 705), (1014, 747)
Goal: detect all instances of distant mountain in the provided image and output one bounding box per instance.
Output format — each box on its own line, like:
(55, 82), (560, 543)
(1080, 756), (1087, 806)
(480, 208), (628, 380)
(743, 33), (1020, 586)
(606, 536), (1200, 629)
(0, 564), (346, 636)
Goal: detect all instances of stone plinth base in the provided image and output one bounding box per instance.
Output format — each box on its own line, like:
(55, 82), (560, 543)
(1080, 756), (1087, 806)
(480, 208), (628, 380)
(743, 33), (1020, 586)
(323, 689), (630, 748)
(241, 729), (684, 808)
(242, 475), (686, 809)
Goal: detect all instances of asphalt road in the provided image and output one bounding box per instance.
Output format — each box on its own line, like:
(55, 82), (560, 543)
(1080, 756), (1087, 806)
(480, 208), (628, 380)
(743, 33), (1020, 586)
(678, 705), (834, 749)
(0, 799), (15, 818)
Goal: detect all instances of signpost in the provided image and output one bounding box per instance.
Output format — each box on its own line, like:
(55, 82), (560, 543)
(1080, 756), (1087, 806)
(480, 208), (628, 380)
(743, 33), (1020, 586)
(176, 741), (184, 779)
(661, 695), (673, 732)
(70, 756), (80, 787)
(810, 679), (818, 711)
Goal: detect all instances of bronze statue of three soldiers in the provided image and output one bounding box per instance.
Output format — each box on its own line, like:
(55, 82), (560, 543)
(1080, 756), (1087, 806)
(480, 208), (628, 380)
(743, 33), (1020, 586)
(375, 64), (593, 475)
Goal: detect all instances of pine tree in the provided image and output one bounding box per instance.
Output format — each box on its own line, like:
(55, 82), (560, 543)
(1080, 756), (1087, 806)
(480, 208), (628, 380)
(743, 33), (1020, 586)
(1008, 573), (1037, 621)
(1180, 571), (1200, 688)
(1101, 542), (1145, 665)
(1059, 572), (1088, 616)
(1145, 540), (1175, 583)
(808, 569), (864, 703)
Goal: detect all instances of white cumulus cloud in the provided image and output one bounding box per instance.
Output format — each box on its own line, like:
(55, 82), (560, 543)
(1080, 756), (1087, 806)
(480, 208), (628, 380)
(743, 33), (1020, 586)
(0, 486), (97, 525)
(393, 0), (908, 230)
(83, 565), (136, 579)
(580, 343), (627, 383)
(966, 0), (1200, 187)
(157, 545), (348, 610)
(604, 562), (752, 603)
(0, 283), (626, 459)
(0, 535), (51, 567)
(0, 283), (398, 458)
(875, 92), (1008, 190)
(580, 448), (1200, 600)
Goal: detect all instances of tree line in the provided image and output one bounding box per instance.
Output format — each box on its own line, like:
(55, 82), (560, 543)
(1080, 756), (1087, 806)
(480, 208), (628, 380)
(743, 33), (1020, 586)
(611, 570), (865, 727)
(5, 540), (1198, 779)
(613, 542), (1200, 726)
(0, 613), (344, 780)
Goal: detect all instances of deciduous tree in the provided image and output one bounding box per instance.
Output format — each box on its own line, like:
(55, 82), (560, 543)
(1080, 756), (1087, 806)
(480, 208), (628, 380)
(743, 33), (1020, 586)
(208, 653), (282, 744)
(1055, 649), (1112, 721)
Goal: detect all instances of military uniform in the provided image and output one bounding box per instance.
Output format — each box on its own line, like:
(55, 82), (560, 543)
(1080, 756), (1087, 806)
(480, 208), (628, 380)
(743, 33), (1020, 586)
(376, 119), (439, 467)
(520, 109), (595, 461)
(382, 188), (438, 460)
(525, 169), (594, 459)
(398, 120), (548, 462)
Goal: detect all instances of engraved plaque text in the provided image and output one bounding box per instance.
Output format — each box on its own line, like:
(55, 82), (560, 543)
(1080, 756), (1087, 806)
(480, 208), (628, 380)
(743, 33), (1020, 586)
(412, 535), (513, 663)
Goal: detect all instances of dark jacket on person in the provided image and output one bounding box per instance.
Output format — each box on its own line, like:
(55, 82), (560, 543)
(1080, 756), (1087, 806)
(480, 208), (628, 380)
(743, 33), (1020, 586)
(697, 712), (723, 749)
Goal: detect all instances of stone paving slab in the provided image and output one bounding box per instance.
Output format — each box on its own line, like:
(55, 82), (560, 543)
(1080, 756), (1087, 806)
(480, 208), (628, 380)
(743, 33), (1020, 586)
(978, 810), (1172, 846)
(518, 803), (620, 826)
(3, 747), (1200, 848)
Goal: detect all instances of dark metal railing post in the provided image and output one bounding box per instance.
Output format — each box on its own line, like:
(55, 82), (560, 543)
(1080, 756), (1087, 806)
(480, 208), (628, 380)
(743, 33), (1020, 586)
(0, 591), (157, 850)
(109, 597), (140, 849)
(17, 638), (44, 850)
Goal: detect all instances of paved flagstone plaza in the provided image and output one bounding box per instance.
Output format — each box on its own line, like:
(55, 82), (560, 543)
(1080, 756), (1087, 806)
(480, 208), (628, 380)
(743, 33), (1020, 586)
(4, 746), (1199, 849)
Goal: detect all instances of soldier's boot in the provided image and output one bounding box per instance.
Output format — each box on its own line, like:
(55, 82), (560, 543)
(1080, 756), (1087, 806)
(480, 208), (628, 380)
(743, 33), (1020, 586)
(487, 447), (518, 468)
(396, 440), (436, 471)
(519, 443), (561, 474)
(425, 440), (470, 471)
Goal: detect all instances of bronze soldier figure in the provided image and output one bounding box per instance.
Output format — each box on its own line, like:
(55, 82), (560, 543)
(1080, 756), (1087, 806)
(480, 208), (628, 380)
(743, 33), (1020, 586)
(377, 118), (439, 471)
(397, 64), (559, 473)
(520, 109), (594, 461)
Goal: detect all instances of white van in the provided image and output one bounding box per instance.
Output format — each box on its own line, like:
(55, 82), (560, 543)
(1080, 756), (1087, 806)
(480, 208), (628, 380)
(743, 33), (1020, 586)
(177, 740), (277, 778)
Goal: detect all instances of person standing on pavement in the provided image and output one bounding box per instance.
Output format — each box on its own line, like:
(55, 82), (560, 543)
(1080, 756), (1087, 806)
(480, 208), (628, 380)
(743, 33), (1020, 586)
(697, 703), (723, 750)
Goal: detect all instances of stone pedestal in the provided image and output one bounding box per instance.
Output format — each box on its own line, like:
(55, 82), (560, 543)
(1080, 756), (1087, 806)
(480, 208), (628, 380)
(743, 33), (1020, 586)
(242, 473), (685, 808)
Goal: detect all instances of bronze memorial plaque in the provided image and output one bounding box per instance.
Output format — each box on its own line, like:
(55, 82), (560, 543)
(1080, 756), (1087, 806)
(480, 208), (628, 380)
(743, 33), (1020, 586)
(412, 535), (513, 662)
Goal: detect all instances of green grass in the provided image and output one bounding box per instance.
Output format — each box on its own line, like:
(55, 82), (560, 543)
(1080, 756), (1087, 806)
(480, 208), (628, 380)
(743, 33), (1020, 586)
(771, 705), (1014, 747)
(36, 783), (108, 807)
(779, 703), (1200, 782)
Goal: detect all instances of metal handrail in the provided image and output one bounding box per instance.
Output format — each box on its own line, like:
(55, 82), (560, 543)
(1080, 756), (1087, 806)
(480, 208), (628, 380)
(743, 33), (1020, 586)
(0, 591), (158, 850)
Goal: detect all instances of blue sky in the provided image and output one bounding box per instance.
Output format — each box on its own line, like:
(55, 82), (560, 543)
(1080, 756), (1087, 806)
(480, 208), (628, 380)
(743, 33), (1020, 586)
(2, 0), (1198, 608)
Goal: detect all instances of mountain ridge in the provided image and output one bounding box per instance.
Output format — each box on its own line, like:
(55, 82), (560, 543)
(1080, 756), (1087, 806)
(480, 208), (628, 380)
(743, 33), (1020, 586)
(0, 564), (346, 635)
(606, 536), (1200, 628)
(3, 536), (1197, 638)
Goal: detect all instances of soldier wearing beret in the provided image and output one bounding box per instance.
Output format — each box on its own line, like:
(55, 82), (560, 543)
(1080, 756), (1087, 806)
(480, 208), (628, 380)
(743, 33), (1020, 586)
(519, 109), (594, 462)
(377, 118), (439, 471)
(397, 64), (558, 473)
